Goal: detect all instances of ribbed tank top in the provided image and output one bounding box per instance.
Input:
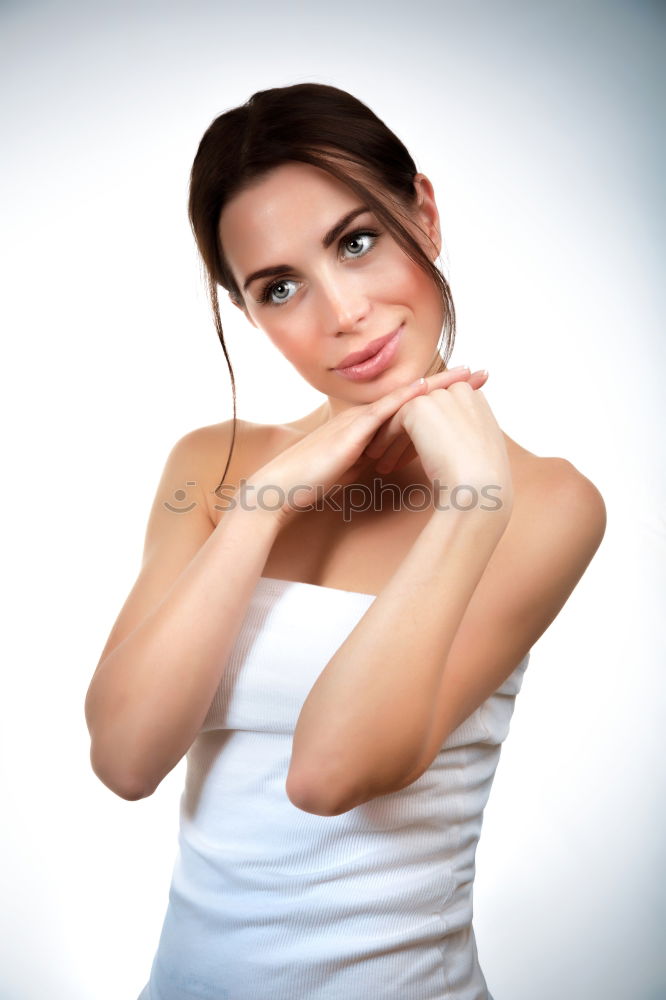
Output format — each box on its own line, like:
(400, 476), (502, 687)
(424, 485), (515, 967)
(138, 576), (530, 1000)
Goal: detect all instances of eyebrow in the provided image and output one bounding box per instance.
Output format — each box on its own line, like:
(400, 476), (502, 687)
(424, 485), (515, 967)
(242, 205), (371, 293)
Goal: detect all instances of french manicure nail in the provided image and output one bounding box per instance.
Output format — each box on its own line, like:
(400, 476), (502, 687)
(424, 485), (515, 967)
(448, 365), (470, 373)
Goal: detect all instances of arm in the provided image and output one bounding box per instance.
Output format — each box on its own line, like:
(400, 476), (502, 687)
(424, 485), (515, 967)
(287, 460), (606, 816)
(287, 501), (509, 814)
(85, 427), (282, 801)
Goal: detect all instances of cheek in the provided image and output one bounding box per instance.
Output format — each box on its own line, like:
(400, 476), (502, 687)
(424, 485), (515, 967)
(265, 326), (317, 370)
(378, 252), (431, 302)
(389, 264), (445, 345)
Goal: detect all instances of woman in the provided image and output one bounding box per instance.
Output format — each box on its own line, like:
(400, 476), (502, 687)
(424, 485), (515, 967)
(85, 83), (606, 999)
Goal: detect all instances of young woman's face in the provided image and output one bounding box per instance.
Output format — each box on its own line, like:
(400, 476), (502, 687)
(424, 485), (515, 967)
(218, 161), (445, 413)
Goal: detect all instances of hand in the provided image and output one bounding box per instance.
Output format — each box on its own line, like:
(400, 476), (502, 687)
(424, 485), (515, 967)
(363, 368), (489, 475)
(368, 374), (513, 518)
(247, 367), (485, 526)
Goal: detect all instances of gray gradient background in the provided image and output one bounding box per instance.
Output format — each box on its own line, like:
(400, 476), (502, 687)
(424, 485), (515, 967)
(1, 1), (663, 998)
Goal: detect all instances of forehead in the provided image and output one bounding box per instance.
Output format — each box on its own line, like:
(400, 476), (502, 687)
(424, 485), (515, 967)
(218, 161), (363, 273)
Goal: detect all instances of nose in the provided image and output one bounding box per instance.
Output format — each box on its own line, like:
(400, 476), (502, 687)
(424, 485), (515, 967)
(317, 269), (371, 333)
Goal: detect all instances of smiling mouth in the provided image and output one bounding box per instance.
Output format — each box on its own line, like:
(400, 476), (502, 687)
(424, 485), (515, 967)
(331, 325), (404, 381)
(333, 325), (403, 370)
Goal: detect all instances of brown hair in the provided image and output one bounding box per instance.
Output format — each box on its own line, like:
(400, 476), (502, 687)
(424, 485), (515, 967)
(187, 82), (456, 498)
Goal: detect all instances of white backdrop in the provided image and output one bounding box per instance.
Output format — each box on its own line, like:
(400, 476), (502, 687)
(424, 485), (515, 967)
(1, 1), (663, 998)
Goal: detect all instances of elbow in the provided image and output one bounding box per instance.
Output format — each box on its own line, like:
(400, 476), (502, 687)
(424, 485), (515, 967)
(89, 741), (157, 802)
(113, 782), (153, 803)
(285, 768), (356, 817)
(285, 769), (326, 815)
(85, 699), (160, 801)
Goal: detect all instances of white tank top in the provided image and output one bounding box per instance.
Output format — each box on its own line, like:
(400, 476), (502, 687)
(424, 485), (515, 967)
(138, 576), (530, 1000)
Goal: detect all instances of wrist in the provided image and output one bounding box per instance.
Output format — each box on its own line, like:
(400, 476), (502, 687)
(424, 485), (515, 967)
(217, 485), (288, 534)
(427, 493), (511, 544)
(429, 478), (513, 522)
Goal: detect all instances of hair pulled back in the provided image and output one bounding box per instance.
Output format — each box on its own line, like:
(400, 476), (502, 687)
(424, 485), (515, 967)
(187, 82), (456, 497)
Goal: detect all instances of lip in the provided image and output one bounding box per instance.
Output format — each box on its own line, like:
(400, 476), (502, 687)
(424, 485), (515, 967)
(332, 324), (404, 381)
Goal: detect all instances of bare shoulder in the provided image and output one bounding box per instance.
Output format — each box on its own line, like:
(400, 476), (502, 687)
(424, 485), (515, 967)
(523, 453), (605, 537)
(503, 435), (607, 573)
(177, 418), (280, 527)
(468, 436), (608, 644)
(540, 455), (607, 558)
(506, 432), (604, 503)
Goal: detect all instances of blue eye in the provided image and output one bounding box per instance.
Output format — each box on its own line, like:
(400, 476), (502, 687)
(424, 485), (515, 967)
(259, 277), (297, 307)
(342, 230), (378, 258)
(258, 229), (381, 307)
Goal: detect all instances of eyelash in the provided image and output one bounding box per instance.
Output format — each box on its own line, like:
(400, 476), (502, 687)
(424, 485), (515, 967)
(257, 229), (381, 307)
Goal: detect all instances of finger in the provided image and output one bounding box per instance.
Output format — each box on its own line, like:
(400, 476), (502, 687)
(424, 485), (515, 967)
(364, 368), (473, 459)
(391, 441), (419, 473)
(425, 367), (488, 391)
(375, 435), (414, 475)
(357, 376), (432, 456)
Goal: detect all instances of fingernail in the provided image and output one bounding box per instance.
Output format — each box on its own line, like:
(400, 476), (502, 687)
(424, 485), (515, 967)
(410, 377), (426, 386)
(476, 369), (489, 378)
(447, 365), (470, 373)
